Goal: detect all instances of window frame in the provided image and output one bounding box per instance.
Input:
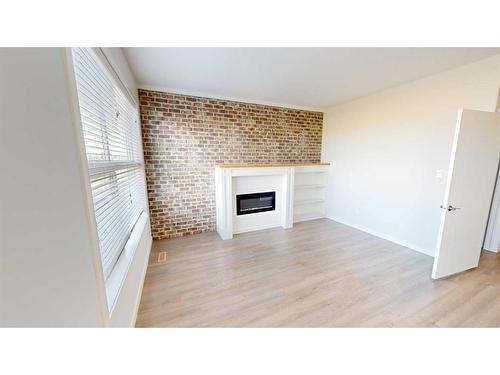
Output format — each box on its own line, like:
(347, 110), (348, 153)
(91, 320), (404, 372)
(65, 47), (149, 314)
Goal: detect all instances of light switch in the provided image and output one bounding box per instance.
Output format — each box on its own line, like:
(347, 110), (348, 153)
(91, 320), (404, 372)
(436, 169), (444, 179)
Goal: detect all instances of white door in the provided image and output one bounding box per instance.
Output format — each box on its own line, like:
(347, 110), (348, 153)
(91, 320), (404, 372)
(432, 109), (500, 279)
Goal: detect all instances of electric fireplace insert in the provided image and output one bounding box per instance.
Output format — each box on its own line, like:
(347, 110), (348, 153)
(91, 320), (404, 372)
(236, 191), (276, 215)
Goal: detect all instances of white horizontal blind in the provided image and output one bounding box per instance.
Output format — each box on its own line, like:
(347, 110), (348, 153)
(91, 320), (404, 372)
(71, 48), (146, 279)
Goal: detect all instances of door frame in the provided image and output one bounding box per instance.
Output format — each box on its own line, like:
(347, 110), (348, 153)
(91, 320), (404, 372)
(484, 164), (500, 252)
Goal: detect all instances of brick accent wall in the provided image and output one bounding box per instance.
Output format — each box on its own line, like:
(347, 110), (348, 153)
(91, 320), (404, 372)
(139, 89), (323, 239)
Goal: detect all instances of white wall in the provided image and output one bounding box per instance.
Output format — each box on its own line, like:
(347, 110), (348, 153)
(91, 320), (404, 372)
(0, 48), (152, 327)
(0, 48), (106, 326)
(322, 54), (500, 256)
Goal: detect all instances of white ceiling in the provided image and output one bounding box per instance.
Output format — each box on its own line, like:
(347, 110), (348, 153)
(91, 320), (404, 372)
(123, 48), (499, 110)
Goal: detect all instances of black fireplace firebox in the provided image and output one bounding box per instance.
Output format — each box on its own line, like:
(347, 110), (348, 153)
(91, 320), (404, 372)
(236, 191), (276, 216)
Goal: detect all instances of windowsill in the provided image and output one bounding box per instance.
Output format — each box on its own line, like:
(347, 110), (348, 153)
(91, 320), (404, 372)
(105, 211), (149, 314)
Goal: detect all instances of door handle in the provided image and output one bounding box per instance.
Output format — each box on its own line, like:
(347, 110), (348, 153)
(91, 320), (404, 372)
(440, 205), (461, 211)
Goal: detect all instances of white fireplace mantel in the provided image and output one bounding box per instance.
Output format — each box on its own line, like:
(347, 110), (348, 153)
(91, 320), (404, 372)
(214, 163), (330, 240)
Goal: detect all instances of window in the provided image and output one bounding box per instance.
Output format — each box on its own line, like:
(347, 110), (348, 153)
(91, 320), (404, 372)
(71, 48), (146, 280)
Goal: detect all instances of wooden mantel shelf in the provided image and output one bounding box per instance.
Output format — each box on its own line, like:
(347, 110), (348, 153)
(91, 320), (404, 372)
(214, 162), (331, 168)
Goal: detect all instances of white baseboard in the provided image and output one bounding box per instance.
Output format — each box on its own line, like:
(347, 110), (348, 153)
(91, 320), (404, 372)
(483, 247), (499, 253)
(293, 214), (325, 223)
(327, 215), (435, 258)
(130, 233), (153, 328)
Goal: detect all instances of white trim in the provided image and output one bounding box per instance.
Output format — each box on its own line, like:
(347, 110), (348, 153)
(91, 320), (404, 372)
(229, 166), (291, 177)
(129, 232), (152, 327)
(106, 212), (149, 315)
(94, 48), (138, 108)
(214, 168), (234, 240)
(138, 84), (324, 113)
(62, 48), (110, 326)
(484, 168), (500, 252)
(327, 215), (435, 258)
(283, 167), (295, 228)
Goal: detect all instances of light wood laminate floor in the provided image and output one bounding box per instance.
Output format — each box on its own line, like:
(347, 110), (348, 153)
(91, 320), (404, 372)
(136, 219), (500, 327)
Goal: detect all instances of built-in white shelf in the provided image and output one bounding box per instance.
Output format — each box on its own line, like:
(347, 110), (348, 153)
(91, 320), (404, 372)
(295, 172), (327, 175)
(294, 184), (326, 190)
(292, 166), (328, 224)
(293, 210), (326, 223)
(295, 167), (329, 175)
(294, 198), (325, 205)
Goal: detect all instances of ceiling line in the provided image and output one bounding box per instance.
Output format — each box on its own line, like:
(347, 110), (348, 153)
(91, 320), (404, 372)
(136, 84), (325, 112)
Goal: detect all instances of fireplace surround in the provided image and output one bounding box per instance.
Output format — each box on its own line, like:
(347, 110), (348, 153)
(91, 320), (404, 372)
(214, 163), (330, 239)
